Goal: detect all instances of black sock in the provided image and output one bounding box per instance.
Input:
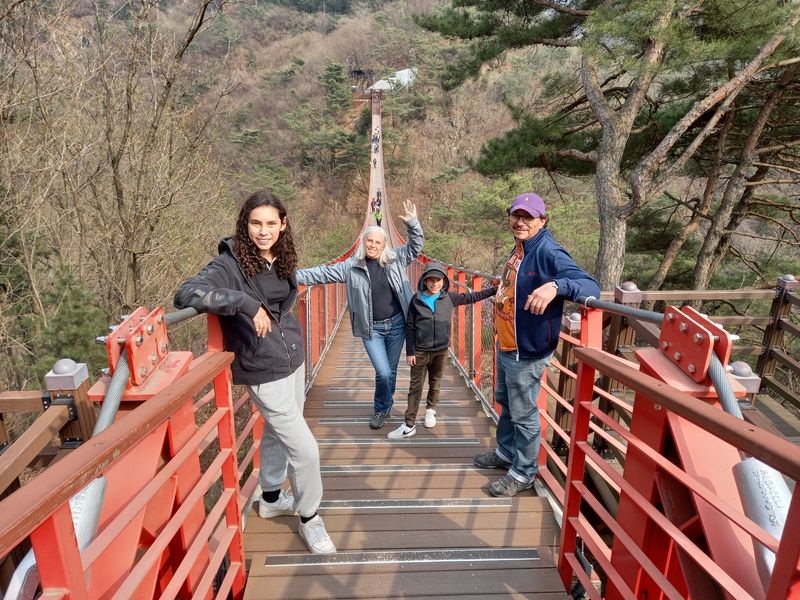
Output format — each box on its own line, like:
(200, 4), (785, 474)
(262, 489), (281, 503)
(300, 513), (317, 524)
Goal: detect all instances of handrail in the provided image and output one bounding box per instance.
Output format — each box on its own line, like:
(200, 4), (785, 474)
(576, 348), (800, 478)
(0, 350), (232, 551)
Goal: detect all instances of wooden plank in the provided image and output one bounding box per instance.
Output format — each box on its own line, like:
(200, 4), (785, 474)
(244, 527), (559, 553)
(0, 390), (45, 413)
(244, 567), (566, 599)
(246, 509), (557, 536)
(0, 406), (70, 496)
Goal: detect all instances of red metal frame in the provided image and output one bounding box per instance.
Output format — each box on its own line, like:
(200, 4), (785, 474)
(556, 335), (800, 600)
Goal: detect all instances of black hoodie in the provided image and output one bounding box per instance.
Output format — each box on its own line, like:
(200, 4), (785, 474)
(174, 237), (304, 385)
(405, 262), (497, 356)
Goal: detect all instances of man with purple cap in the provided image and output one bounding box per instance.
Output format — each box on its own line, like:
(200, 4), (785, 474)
(474, 192), (600, 496)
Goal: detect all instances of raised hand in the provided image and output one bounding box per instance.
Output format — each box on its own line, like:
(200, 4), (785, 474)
(398, 200), (417, 223)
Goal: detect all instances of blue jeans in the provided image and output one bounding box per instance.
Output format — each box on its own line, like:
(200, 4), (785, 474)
(362, 313), (406, 415)
(494, 348), (551, 483)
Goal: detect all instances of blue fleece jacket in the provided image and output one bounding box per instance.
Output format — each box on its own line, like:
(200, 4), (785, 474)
(510, 229), (600, 360)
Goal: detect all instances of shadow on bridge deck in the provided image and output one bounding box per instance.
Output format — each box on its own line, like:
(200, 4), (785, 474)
(241, 315), (568, 599)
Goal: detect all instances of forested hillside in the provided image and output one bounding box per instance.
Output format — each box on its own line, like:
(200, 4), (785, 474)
(1, 0), (798, 389)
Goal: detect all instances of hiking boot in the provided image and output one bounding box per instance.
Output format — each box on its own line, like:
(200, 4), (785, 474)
(473, 450), (512, 470)
(257, 489), (295, 518)
(485, 474), (535, 497)
(298, 515), (336, 554)
(424, 408), (437, 428)
(369, 410), (389, 429)
(387, 423), (416, 439)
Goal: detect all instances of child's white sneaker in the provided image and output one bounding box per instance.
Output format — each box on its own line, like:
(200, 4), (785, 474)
(387, 423), (416, 439)
(424, 408), (437, 428)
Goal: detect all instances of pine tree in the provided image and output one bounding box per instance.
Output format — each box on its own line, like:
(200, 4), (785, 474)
(417, 0), (800, 287)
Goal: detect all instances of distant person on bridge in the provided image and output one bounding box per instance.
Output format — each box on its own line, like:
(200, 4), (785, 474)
(388, 262), (497, 439)
(174, 190), (336, 554)
(296, 200), (423, 430)
(373, 158), (377, 168)
(374, 209), (382, 227)
(473, 192), (600, 497)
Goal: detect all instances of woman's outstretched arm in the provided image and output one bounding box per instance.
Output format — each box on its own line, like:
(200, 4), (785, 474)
(296, 256), (355, 286)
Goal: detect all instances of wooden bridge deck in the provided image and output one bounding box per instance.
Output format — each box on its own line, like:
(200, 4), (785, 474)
(242, 319), (566, 599)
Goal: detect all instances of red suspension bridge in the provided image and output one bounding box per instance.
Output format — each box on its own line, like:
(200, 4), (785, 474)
(0, 91), (799, 599)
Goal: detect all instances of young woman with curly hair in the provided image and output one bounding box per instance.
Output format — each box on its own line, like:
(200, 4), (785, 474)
(174, 190), (335, 554)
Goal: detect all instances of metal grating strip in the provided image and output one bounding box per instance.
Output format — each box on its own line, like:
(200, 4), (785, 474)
(317, 437), (481, 446)
(318, 417), (470, 425)
(328, 387), (455, 392)
(265, 547), (540, 567)
(323, 400), (465, 407)
(321, 463), (477, 474)
(320, 498), (513, 509)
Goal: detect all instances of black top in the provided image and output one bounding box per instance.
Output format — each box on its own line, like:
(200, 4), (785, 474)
(365, 258), (402, 321)
(254, 263), (290, 319)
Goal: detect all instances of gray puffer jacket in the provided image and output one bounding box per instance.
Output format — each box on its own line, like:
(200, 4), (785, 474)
(296, 218), (423, 339)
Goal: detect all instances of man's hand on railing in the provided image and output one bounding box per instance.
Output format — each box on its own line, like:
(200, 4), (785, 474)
(398, 200), (417, 223)
(253, 307), (272, 337)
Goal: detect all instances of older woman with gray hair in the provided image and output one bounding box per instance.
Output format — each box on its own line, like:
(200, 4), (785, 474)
(296, 200), (422, 429)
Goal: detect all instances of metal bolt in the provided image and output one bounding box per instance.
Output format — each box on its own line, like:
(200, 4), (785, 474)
(139, 366), (147, 378)
(679, 323), (688, 333)
(661, 341), (669, 350)
(160, 342), (168, 353)
(150, 354), (157, 364)
(95, 336), (108, 345)
(120, 314), (130, 321)
(687, 364), (696, 374)
(666, 312), (675, 322)
(135, 335), (144, 346)
(108, 325), (117, 332)
(146, 324), (154, 334)
(673, 352), (682, 361)
(117, 337), (126, 345)
(694, 333), (704, 344)
(157, 315), (164, 324)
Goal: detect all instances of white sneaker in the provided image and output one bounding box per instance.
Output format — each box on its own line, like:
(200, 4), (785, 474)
(298, 515), (336, 554)
(387, 423), (416, 439)
(257, 489), (295, 518)
(424, 408), (437, 428)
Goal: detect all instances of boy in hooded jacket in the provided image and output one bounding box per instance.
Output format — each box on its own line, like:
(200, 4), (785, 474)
(388, 262), (496, 439)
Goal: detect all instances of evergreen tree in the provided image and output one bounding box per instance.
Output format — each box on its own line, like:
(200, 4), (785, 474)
(318, 62), (352, 116)
(417, 0), (800, 288)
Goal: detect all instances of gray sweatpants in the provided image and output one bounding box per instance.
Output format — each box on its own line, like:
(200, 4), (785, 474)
(247, 364), (323, 518)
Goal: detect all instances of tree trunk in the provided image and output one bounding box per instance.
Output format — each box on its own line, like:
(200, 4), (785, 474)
(593, 140), (629, 289)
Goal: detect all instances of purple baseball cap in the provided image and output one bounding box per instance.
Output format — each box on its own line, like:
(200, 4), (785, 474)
(509, 192), (546, 217)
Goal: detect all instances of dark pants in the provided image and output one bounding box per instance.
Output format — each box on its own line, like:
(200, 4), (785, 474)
(404, 349), (448, 426)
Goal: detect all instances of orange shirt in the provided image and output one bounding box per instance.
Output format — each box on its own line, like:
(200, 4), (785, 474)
(495, 242), (522, 351)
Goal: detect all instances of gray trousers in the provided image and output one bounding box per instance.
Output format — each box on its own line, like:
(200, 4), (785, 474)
(247, 364), (323, 518)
